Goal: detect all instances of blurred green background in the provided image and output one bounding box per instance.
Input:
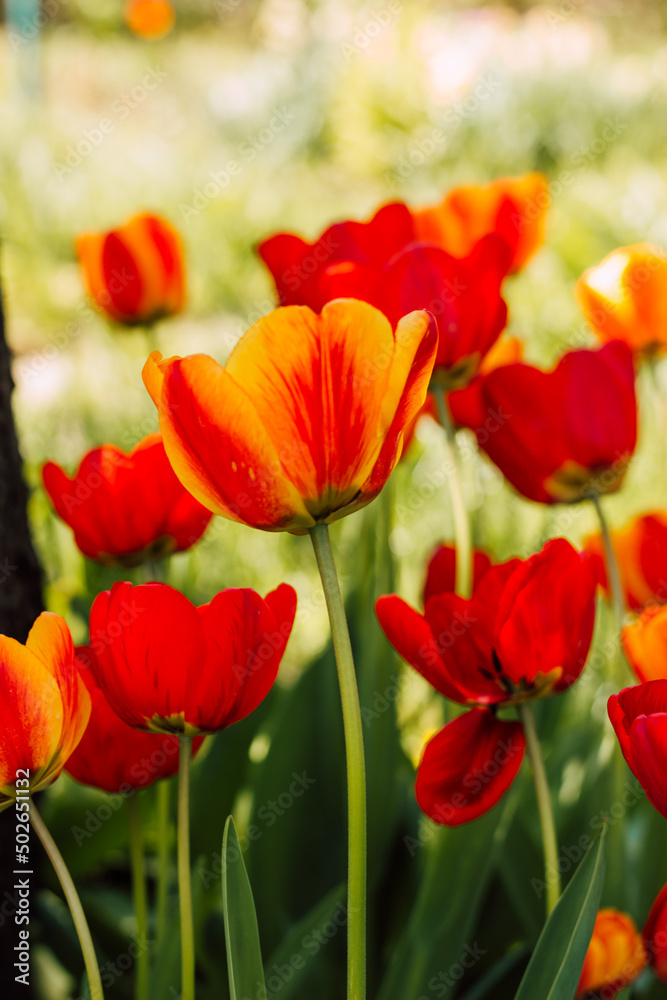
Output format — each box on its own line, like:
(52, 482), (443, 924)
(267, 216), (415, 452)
(4, 1), (667, 997)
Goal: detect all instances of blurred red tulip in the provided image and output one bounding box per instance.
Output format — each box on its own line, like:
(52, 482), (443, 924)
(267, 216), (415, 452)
(258, 202), (415, 311)
(0, 614), (90, 810)
(77, 212), (185, 325)
(644, 883), (667, 982)
(378, 235), (511, 388)
(608, 680), (667, 820)
(463, 341), (637, 504)
(377, 539), (595, 824)
(125, 0), (175, 39)
(576, 909), (647, 999)
(413, 173), (548, 273)
(143, 300), (436, 532)
(576, 243), (667, 358)
(584, 512), (667, 611)
(43, 433), (212, 567)
(66, 646), (203, 794)
(89, 581), (296, 736)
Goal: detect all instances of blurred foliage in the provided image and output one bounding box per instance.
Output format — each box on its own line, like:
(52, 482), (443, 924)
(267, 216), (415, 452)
(3, 1), (667, 997)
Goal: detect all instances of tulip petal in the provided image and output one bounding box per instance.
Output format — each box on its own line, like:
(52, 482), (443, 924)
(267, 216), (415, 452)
(224, 300), (400, 516)
(375, 595), (467, 702)
(194, 584), (296, 731)
(415, 708), (525, 825)
(494, 539), (596, 692)
(144, 352), (312, 530)
(0, 637), (63, 791)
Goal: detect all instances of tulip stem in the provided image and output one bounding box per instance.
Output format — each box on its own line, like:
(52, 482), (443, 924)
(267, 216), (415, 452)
(518, 703), (561, 917)
(434, 389), (473, 599)
(309, 522), (366, 1000)
(126, 795), (150, 1000)
(30, 800), (104, 1000)
(591, 493), (625, 635)
(155, 778), (171, 947)
(178, 736), (195, 1000)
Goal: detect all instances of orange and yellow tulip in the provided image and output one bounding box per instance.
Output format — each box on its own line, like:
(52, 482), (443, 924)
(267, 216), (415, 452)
(413, 173), (548, 274)
(0, 614), (91, 811)
(76, 212), (185, 326)
(143, 299), (437, 532)
(125, 0), (175, 39)
(622, 604), (667, 683)
(577, 909), (647, 998)
(576, 243), (667, 357)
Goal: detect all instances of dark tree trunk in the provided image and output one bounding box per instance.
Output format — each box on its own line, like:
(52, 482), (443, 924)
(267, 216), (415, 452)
(0, 272), (43, 999)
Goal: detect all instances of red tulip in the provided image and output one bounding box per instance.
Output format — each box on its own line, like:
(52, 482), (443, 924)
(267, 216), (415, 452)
(378, 235), (511, 388)
(622, 605), (667, 683)
(258, 202), (415, 312)
(76, 212), (185, 326)
(42, 433), (212, 567)
(0, 614), (90, 810)
(576, 909), (647, 999)
(89, 581), (296, 735)
(608, 681), (667, 819)
(413, 173), (548, 274)
(584, 512), (667, 611)
(65, 647), (203, 794)
(143, 300), (436, 532)
(377, 539), (595, 824)
(463, 341), (637, 504)
(644, 883), (667, 982)
(423, 544), (492, 605)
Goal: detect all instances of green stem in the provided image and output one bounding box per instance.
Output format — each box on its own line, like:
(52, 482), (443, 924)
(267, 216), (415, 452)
(309, 523), (366, 1000)
(434, 389), (473, 599)
(155, 778), (171, 947)
(178, 736), (195, 1000)
(591, 493), (625, 635)
(518, 703), (561, 917)
(30, 801), (104, 1000)
(126, 796), (149, 1000)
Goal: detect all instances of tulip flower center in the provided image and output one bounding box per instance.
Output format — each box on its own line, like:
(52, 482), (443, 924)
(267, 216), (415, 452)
(545, 460), (630, 503)
(479, 650), (563, 704)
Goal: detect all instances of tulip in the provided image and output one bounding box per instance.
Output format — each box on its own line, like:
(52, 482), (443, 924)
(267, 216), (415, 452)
(584, 512), (667, 611)
(378, 235), (511, 388)
(258, 202), (415, 312)
(65, 647), (203, 794)
(125, 0), (175, 39)
(76, 212), (185, 326)
(89, 581), (296, 735)
(608, 680), (667, 820)
(413, 172), (548, 273)
(463, 341), (637, 504)
(42, 433), (212, 567)
(376, 538), (596, 824)
(143, 299), (437, 532)
(644, 883), (667, 982)
(0, 613), (90, 810)
(622, 605), (667, 683)
(576, 243), (667, 358)
(576, 909), (647, 998)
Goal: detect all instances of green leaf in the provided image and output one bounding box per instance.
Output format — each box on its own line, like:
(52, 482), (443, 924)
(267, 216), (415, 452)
(263, 885), (346, 1000)
(514, 824), (608, 1000)
(222, 816), (267, 1000)
(377, 791), (518, 1000)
